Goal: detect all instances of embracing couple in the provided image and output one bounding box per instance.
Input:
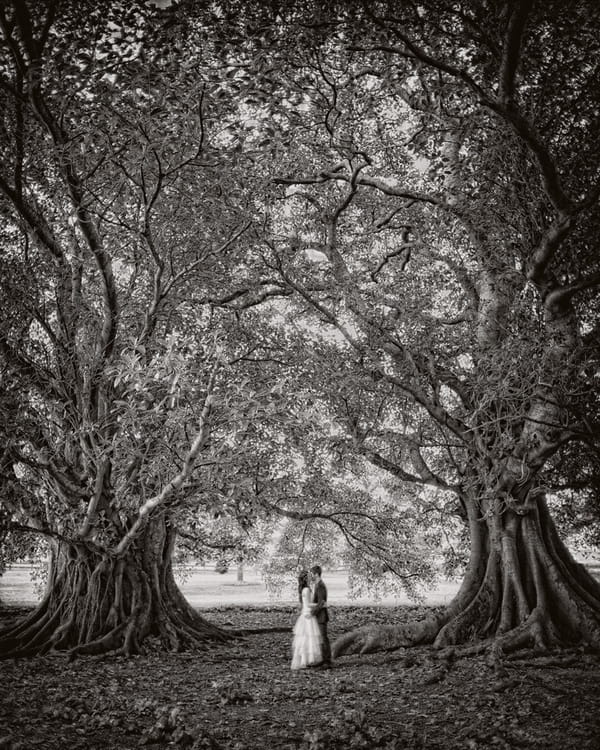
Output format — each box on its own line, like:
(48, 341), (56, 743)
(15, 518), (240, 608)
(290, 565), (332, 670)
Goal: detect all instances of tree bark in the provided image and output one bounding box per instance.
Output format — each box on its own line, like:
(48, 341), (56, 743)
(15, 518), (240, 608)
(333, 496), (600, 659)
(0, 518), (230, 658)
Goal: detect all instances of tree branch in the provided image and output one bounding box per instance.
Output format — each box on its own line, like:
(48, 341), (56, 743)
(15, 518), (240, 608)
(112, 358), (220, 556)
(498, 0), (533, 107)
(544, 270), (600, 308)
(276, 169), (446, 209)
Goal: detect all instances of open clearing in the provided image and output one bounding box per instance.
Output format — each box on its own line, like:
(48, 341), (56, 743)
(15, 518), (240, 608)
(0, 564), (460, 608)
(1, 568), (599, 749)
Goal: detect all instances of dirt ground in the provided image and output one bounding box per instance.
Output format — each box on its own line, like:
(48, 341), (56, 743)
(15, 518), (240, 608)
(1, 603), (600, 750)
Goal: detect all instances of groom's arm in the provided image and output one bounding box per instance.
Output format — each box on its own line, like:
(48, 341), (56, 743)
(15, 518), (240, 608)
(312, 582), (327, 615)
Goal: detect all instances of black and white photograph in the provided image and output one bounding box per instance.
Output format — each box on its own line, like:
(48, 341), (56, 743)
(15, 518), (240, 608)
(1, 1), (599, 747)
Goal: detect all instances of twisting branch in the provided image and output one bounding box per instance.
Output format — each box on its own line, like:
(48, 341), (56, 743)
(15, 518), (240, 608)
(544, 271), (600, 308)
(112, 357), (221, 557)
(261, 498), (419, 578)
(0, 174), (65, 260)
(136, 223), (255, 345)
(349, 34), (486, 102)
(0, 336), (61, 399)
(267, 241), (353, 336)
(8, 522), (103, 554)
(163, 221), (253, 297)
(362, 443), (455, 493)
(355, 9), (575, 216)
(275, 169), (446, 209)
(269, 196), (474, 444)
(491, 106), (573, 214)
(526, 213), (574, 286)
(498, 0), (533, 108)
(6, 4), (119, 371)
(203, 280), (293, 310)
(77, 457), (110, 540)
(371, 240), (416, 282)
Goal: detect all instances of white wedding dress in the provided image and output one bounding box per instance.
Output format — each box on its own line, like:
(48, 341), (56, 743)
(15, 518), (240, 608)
(291, 586), (323, 670)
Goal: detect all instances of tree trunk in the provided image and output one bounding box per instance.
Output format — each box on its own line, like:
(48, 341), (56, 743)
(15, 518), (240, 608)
(333, 496), (600, 659)
(0, 518), (230, 658)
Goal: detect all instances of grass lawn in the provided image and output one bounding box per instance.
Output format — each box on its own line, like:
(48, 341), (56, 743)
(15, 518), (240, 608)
(0, 564), (460, 609)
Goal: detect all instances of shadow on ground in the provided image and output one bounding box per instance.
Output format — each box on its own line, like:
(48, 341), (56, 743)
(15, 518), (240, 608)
(1, 604), (600, 749)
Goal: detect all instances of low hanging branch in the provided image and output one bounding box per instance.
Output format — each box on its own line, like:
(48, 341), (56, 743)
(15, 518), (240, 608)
(112, 358), (220, 557)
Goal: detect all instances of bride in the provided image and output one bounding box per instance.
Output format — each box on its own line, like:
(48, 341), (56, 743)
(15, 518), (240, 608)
(291, 570), (323, 670)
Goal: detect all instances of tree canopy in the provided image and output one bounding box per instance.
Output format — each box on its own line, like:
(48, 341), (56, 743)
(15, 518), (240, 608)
(1, 0), (599, 658)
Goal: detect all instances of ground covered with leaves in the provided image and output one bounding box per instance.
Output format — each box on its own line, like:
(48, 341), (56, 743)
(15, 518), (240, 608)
(1, 604), (600, 749)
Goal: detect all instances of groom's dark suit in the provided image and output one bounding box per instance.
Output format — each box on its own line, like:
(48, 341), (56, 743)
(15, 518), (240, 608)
(312, 578), (331, 665)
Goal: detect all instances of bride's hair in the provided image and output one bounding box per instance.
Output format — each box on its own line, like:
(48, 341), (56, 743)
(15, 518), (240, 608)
(297, 570), (310, 602)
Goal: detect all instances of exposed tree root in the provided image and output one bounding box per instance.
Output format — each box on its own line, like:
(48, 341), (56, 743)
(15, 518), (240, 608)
(0, 521), (234, 659)
(333, 506), (600, 661)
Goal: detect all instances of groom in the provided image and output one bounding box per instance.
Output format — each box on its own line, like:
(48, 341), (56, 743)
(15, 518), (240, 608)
(310, 565), (332, 668)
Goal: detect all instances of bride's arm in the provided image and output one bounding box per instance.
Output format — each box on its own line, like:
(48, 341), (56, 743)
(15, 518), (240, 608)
(302, 587), (316, 614)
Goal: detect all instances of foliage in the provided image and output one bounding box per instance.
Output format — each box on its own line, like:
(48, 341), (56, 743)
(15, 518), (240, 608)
(160, 0), (600, 652)
(0, 0), (276, 564)
(182, 0), (600, 540)
(0, 0), (452, 648)
(1, 0), (600, 656)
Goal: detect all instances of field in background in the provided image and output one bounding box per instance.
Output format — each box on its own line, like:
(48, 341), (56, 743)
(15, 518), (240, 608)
(0, 563), (460, 608)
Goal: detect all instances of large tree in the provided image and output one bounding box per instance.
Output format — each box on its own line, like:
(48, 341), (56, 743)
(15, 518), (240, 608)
(0, 0), (271, 656)
(188, 0), (600, 655)
(0, 0), (409, 657)
(3, 0), (599, 661)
